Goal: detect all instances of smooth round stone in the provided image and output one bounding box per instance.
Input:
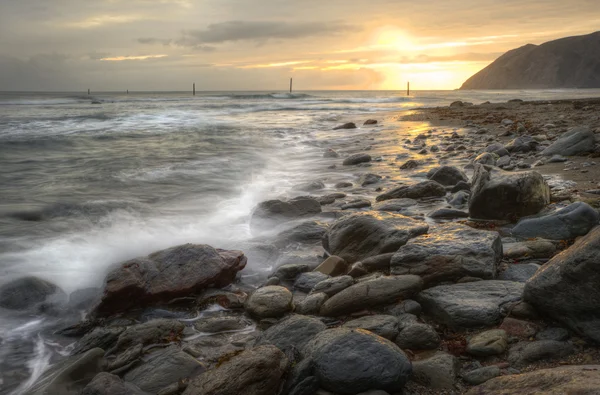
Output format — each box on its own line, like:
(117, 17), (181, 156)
(245, 286), (293, 318)
(467, 329), (508, 356)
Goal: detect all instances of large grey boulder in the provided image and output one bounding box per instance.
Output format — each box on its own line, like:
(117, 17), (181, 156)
(427, 166), (468, 186)
(342, 315), (399, 340)
(246, 285), (293, 318)
(524, 226), (600, 342)
(123, 346), (203, 394)
(469, 164), (550, 220)
(81, 373), (145, 395)
(311, 275), (354, 296)
(376, 181), (446, 201)
(505, 136), (539, 153)
(466, 365), (600, 395)
(320, 275), (423, 316)
(322, 211), (428, 263)
(411, 351), (460, 390)
(303, 328), (412, 394)
(24, 348), (105, 395)
(391, 223), (502, 286)
(274, 220), (328, 247)
(512, 202), (600, 240)
(418, 280), (524, 327)
(541, 127), (596, 156)
(256, 314), (327, 354)
(92, 244), (247, 317)
(0, 276), (65, 310)
(183, 345), (287, 395)
(251, 197), (321, 227)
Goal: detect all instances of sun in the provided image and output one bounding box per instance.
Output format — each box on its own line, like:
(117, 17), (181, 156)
(373, 26), (415, 52)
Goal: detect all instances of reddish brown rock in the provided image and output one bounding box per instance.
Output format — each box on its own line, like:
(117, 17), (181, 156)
(92, 244), (247, 316)
(500, 317), (540, 338)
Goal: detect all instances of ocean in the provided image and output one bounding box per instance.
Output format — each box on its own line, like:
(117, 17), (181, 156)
(1, 89), (600, 393)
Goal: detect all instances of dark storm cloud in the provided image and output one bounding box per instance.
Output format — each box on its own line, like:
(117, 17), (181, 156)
(179, 20), (355, 45)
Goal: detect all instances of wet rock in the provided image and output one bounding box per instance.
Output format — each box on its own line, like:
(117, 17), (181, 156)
(548, 154), (568, 163)
(496, 155), (511, 168)
(500, 317), (539, 338)
(485, 143), (509, 157)
(364, 119), (378, 125)
(341, 199), (372, 210)
(335, 181), (353, 188)
(311, 275), (354, 297)
(72, 327), (125, 355)
(343, 153), (372, 166)
(499, 263), (540, 282)
(373, 198), (418, 212)
(427, 166), (469, 186)
(391, 223), (502, 286)
(418, 280), (524, 328)
(451, 181), (471, 193)
(411, 351), (460, 389)
(428, 207), (469, 219)
(257, 314), (326, 354)
(359, 173), (382, 186)
(323, 211), (428, 263)
(395, 323), (440, 350)
(252, 197), (322, 227)
(467, 329), (508, 356)
(503, 239), (556, 259)
(68, 288), (101, 310)
(275, 220), (328, 246)
(359, 253), (395, 272)
(323, 148), (339, 158)
(334, 122), (357, 130)
(376, 180), (446, 201)
(524, 226), (600, 342)
(123, 346), (203, 393)
(508, 340), (574, 367)
(294, 272), (330, 292)
(466, 365), (600, 394)
(115, 319), (185, 352)
(270, 264), (311, 281)
(314, 256), (348, 276)
(295, 292), (328, 315)
(246, 286), (293, 319)
(25, 348), (105, 395)
(448, 190), (470, 207)
(0, 276), (65, 311)
(388, 299), (422, 316)
(399, 160), (420, 170)
(92, 244), (247, 316)
(505, 136), (539, 153)
(304, 328), (412, 394)
(320, 275), (423, 317)
(511, 202), (600, 240)
(183, 345), (287, 395)
(342, 315), (399, 340)
(194, 315), (252, 333)
(469, 164), (550, 220)
(536, 327), (570, 342)
(542, 127), (596, 156)
(474, 152), (496, 166)
(293, 180), (326, 192)
(81, 372), (145, 395)
(462, 366), (501, 385)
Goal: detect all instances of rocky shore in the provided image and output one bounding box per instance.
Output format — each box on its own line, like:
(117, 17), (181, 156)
(2, 98), (600, 394)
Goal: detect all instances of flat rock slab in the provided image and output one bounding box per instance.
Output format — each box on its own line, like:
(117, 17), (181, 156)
(391, 223), (502, 286)
(323, 211), (428, 264)
(92, 244), (247, 316)
(418, 281), (524, 328)
(320, 275), (423, 317)
(256, 314), (326, 355)
(376, 181), (446, 201)
(541, 127), (596, 156)
(466, 365), (600, 395)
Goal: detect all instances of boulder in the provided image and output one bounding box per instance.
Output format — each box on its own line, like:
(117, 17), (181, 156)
(500, 317), (539, 338)
(391, 223), (502, 286)
(295, 293), (328, 315)
(270, 264), (311, 281)
(359, 173), (383, 186)
(24, 348), (105, 395)
(81, 373), (145, 395)
(376, 181), (446, 201)
(342, 315), (399, 340)
(274, 221), (328, 246)
(469, 164), (550, 220)
(359, 253), (395, 272)
(334, 122), (357, 130)
(427, 166), (469, 186)
(311, 275), (354, 296)
(320, 275), (423, 317)
(343, 153), (371, 166)
(251, 197), (321, 227)
(341, 199), (372, 210)
(505, 136), (539, 153)
(92, 244), (247, 316)
(511, 202), (600, 240)
(123, 346), (204, 393)
(536, 327), (570, 342)
(466, 365), (600, 395)
(418, 281), (524, 327)
(314, 256), (348, 276)
(294, 272), (330, 292)
(0, 276), (65, 310)
(323, 148), (339, 158)
(541, 127), (596, 156)
(399, 160), (420, 170)
(466, 329), (508, 356)
(508, 340), (574, 367)
(395, 323), (440, 350)
(473, 152), (496, 166)
(411, 351), (460, 390)
(503, 239), (556, 259)
(194, 315), (252, 333)
(428, 208), (469, 219)
(303, 328), (412, 394)
(322, 211), (428, 263)
(72, 327), (125, 355)
(114, 319), (185, 352)
(524, 226), (600, 342)
(182, 345), (287, 395)
(463, 366), (501, 386)
(256, 314), (327, 354)
(373, 198), (418, 212)
(364, 119), (378, 125)
(246, 286), (293, 319)
(499, 263), (540, 282)
(293, 181), (326, 192)
(485, 143), (509, 157)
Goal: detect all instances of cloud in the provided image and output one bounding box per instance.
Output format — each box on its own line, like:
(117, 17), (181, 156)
(137, 37), (173, 46)
(179, 20), (355, 45)
(65, 14), (146, 28)
(99, 54), (168, 61)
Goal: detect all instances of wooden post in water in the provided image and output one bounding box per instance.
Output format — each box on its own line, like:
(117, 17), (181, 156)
(290, 78), (293, 93)
(407, 82), (410, 96)
(193, 83), (196, 96)
(87, 89), (90, 95)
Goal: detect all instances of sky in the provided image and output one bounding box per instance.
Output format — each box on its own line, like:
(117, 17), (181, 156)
(1, 0), (599, 91)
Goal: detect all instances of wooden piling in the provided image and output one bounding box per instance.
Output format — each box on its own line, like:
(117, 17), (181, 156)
(193, 83), (196, 96)
(87, 89), (90, 95)
(290, 78), (293, 94)
(407, 82), (410, 96)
